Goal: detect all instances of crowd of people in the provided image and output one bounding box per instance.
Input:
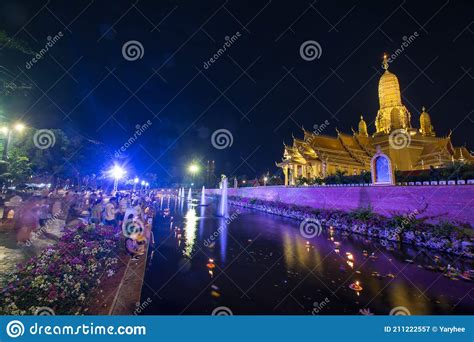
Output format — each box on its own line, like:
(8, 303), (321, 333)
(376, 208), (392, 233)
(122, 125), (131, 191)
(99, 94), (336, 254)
(7, 188), (159, 258)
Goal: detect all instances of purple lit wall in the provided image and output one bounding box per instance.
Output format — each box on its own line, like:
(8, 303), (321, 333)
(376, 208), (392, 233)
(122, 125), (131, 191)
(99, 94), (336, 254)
(206, 185), (474, 226)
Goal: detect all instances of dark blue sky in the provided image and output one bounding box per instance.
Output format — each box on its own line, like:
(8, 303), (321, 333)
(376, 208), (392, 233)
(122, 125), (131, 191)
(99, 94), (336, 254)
(0, 0), (473, 182)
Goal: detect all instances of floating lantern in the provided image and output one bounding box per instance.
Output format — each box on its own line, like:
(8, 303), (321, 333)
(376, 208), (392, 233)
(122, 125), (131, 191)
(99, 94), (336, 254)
(349, 280), (363, 292)
(207, 258), (216, 269)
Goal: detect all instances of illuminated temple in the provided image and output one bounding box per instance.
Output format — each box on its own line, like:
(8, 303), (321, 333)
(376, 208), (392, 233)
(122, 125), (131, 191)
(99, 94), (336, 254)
(277, 55), (473, 186)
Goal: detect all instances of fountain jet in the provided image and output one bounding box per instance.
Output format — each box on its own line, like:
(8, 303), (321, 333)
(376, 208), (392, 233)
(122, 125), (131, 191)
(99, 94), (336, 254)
(218, 175), (229, 217)
(201, 185), (206, 205)
(187, 188), (192, 202)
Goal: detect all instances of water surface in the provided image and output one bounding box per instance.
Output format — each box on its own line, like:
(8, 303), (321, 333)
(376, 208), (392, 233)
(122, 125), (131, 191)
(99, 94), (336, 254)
(140, 197), (473, 315)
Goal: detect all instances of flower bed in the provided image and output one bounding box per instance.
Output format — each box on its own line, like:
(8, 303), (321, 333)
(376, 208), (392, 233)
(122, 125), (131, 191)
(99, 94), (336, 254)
(0, 224), (122, 315)
(224, 195), (474, 258)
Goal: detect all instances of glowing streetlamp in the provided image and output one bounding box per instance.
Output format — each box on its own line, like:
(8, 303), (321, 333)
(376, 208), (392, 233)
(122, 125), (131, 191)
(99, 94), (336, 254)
(263, 176), (268, 186)
(110, 165), (126, 193)
(1, 122), (26, 160)
(188, 163), (200, 184)
(14, 123), (25, 132)
(133, 177), (139, 191)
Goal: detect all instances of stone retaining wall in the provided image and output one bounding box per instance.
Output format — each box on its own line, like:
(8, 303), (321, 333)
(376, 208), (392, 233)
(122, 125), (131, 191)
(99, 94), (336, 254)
(206, 185), (474, 225)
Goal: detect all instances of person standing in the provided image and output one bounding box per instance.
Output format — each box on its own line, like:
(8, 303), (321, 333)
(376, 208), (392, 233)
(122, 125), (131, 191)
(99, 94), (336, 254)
(104, 197), (117, 226)
(90, 199), (103, 224)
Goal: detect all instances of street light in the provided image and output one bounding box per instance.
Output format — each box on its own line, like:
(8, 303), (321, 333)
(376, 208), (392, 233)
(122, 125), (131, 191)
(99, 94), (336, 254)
(109, 165), (126, 193)
(188, 163), (200, 185)
(14, 123), (25, 132)
(1, 122), (26, 160)
(188, 164), (199, 174)
(263, 176), (268, 186)
(133, 177), (139, 191)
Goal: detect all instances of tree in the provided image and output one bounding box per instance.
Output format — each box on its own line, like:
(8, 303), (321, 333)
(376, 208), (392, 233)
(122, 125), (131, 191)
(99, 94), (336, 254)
(0, 30), (34, 55)
(7, 147), (32, 184)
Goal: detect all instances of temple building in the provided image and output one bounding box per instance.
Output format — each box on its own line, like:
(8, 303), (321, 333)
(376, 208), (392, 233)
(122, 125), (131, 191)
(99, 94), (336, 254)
(277, 54), (473, 186)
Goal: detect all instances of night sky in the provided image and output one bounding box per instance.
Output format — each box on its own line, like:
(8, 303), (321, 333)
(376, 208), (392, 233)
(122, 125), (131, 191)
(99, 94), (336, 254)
(0, 0), (472, 182)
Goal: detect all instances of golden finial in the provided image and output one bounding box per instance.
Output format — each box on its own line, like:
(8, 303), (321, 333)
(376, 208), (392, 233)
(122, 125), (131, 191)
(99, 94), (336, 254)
(382, 53), (389, 71)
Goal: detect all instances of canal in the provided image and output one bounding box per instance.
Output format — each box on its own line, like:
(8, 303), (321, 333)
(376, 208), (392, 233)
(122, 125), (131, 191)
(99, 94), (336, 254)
(140, 196), (473, 315)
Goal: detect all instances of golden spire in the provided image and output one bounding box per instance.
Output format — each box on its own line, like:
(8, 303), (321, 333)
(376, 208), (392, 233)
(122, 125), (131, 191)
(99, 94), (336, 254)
(378, 55), (401, 109)
(358, 115), (368, 137)
(419, 106), (435, 136)
(382, 53), (389, 71)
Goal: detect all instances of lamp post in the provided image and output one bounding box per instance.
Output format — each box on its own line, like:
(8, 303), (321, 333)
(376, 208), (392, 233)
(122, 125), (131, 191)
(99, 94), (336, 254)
(110, 165), (126, 193)
(133, 177), (139, 192)
(188, 163), (200, 185)
(1, 123), (25, 160)
(263, 176), (268, 186)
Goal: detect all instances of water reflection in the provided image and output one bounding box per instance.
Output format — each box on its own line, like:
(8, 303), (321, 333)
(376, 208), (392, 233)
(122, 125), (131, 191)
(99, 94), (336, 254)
(142, 198), (474, 315)
(217, 218), (228, 265)
(183, 207), (198, 258)
(199, 206), (206, 239)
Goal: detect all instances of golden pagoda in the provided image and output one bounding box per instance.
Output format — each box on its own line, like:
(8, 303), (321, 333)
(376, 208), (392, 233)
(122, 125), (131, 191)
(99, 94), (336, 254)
(276, 54), (473, 186)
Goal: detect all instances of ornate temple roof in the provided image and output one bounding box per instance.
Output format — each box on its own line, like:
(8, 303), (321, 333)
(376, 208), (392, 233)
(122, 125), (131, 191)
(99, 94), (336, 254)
(276, 54), (473, 173)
